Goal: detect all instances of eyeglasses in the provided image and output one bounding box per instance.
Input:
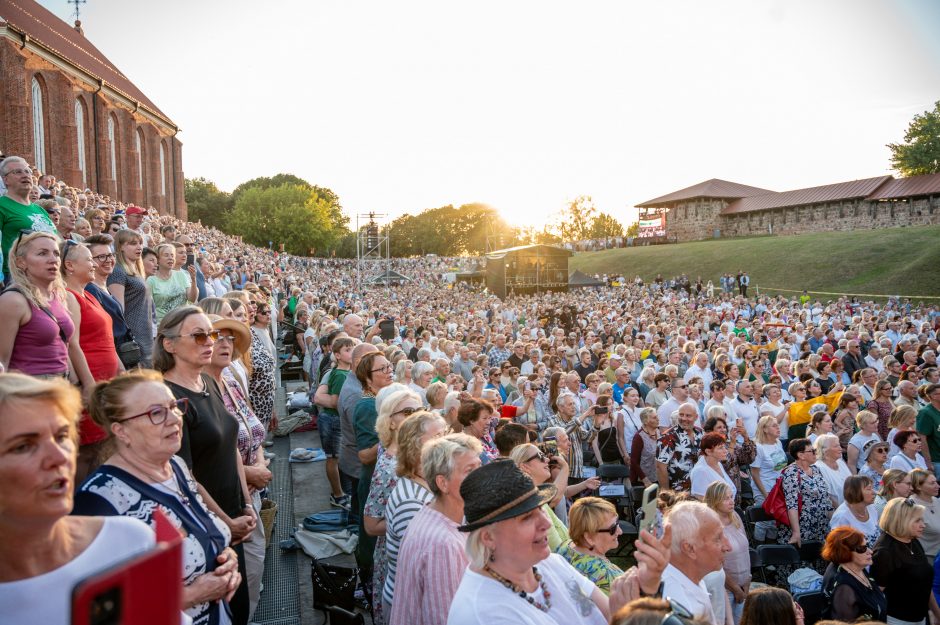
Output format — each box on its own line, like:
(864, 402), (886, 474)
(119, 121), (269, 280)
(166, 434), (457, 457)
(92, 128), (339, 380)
(524, 451), (548, 464)
(118, 398), (189, 425)
(659, 599), (695, 625)
(2, 167), (33, 177)
(168, 330), (220, 345)
(14, 228), (35, 249)
(256, 310), (270, 315)
(801, 448), (817, 455)
(215, 333), (237, 344)
(371, 364), (393, 373)
(393, 407), (420, 417)
(62, 239), (79, 260)
(92, 252), (116, 263)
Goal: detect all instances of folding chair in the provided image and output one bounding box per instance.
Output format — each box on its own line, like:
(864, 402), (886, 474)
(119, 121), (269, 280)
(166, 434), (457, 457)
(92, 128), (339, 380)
(749, 547), (763, 582)
(799, 540), (823, 566)
(756, 544), (800, 587)
(596, 464), (633, 522)
(795, 590), (826, 625)
(744, 504), (774, 546)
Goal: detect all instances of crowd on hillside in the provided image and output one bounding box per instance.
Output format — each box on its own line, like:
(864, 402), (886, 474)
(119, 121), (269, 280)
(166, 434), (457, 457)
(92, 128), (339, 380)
(1, 152), (940, 625)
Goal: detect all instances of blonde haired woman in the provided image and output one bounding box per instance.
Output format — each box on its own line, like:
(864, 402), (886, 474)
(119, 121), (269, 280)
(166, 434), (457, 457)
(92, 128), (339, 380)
(0, 232), (95, 390)
(107, 228), (153, 366)
(0, 373), (155, 623)
(555, 497), (624, 595)
(705, 481), (750, 624)
(509, 443), (571, 551)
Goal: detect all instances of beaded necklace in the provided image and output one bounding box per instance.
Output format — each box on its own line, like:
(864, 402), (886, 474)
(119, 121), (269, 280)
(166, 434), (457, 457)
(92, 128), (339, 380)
(483, 565), (552, 612)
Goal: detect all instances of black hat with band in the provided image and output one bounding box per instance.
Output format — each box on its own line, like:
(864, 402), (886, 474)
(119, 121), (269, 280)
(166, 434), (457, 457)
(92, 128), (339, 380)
(457, 459), (557, 532)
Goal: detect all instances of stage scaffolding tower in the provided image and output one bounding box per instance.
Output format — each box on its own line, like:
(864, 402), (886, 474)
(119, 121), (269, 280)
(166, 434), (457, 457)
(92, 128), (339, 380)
(356, 212), (390, 290)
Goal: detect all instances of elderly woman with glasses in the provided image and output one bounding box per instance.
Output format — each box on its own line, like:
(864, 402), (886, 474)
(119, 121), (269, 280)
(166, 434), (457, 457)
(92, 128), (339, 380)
(779, 438), (834, 553)
(154, 305), (256, 624)
(871, 496), (940, 625)
(889, 429), (929, 472)
(362, 385), (422, 625)
(73, 370), (242, 625)
(555, 497), (624, 595)
(820, 526), (887, 623)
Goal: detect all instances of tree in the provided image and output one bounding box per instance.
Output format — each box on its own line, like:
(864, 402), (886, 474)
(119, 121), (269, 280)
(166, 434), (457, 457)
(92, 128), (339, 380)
(225, 184), (343, 255)
(626, 222), (639, 238)
(183, 177), (232, 230)
(232, 174), (349, 233)
(556, 195), (597, 242)
(888, 100), (940, 177)
(587, 212), (624, 239)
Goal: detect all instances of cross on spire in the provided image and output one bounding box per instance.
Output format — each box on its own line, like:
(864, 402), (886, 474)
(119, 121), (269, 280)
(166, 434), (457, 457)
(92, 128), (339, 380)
(68, 0), (87, 22)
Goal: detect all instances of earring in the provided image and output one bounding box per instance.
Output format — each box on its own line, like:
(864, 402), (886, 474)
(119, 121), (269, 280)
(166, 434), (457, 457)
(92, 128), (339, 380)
(488, 548), (495, 563)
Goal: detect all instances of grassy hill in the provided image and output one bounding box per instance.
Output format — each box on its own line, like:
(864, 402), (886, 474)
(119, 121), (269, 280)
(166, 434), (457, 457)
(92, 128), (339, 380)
(568, 225), (940, 300)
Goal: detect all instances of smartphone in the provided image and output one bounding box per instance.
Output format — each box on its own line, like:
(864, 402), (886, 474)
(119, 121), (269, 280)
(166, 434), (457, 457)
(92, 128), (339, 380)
(594, 405), (609, 415)
(639, 483), (659, 534)
(539, 436), (558, 457)
(185, 253), (195, 268)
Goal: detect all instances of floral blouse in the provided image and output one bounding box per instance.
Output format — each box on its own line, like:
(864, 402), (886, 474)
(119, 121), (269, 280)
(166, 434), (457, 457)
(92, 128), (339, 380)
(656, 425), (704, 491)
(218, 368), (265, 468)
(556, 539), (624, 595)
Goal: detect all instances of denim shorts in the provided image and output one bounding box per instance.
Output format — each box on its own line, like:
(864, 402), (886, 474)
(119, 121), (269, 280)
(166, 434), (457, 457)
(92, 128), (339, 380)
(318, 410), (341, 457)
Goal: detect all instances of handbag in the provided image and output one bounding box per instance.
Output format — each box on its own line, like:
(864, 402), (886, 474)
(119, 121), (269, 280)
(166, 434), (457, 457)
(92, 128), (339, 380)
(311, 557), (360, 624)
(763, 469), (802, 527)
(116, 332), (142, 369)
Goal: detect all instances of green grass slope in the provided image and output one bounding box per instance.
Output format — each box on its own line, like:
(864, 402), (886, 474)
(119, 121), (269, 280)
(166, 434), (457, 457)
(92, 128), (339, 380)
(569, 225), (940, 299)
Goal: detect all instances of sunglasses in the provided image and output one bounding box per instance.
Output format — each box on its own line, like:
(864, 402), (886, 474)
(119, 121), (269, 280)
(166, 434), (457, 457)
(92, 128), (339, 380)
(169, 330), (220, 345)
(118, 398), (189, 425)
(851, 544), (870, 554)
(524, 451), (548, 464)
(393, 406), (421, 417)
(597, 521), (619, 535)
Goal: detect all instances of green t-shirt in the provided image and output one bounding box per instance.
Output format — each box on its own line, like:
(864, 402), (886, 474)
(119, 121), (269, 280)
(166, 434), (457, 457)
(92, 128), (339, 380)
(0, 195), (57, 274)
(321, 367), (350, 418)
(146, 270), (191, 322)
(916, 404), (940, 463)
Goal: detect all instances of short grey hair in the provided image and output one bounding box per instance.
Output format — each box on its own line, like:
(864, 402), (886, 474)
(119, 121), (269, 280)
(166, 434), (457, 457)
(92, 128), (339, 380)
(665, 501), (720, 554)
(412, 361), (434, 381)
(0, 155), (28, 176)
(422, 433), (483, 497)
(542, 426), (565, 441)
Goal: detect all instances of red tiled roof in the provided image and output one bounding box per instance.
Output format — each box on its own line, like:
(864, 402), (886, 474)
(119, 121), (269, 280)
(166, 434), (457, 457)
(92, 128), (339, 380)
(722, 176), (893, 215)
(637, 178), (775, 208)
(866, 171), (940, 200)
(0, 0), (175, 127)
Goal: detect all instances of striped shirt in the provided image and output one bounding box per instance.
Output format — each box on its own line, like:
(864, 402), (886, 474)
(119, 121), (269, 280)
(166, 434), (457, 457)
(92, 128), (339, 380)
(382, 476), (433, 606)
(388, 505), (467, 625)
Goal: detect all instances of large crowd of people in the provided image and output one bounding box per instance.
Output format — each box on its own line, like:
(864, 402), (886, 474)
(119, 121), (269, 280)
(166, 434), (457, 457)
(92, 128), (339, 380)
(1, 151), (940, 625)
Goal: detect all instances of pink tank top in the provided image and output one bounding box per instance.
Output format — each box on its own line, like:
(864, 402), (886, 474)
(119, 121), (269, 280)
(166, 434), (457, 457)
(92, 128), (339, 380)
(8, 295), (74, 376)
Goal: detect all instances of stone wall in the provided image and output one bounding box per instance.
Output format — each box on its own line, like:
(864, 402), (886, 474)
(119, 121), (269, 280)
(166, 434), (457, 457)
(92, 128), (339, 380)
(663, 198), (727, 241)
(0, 38), (185, 218)
(719, 197), (940, 239)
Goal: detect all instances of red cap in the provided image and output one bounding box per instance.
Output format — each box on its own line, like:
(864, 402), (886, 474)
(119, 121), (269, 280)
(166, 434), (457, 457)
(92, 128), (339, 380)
(125, 205), (146, 215)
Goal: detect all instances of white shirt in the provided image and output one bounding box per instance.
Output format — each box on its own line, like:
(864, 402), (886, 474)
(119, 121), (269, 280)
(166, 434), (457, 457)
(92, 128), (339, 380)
(690, 457), (736, 500)
(662, 564), (718, 625)
(733, 397), (760, 438)
(684, 364), (713, 388)
(0, 517), (155, 625)
(889, 452), (928, 472)
(447, 553), (606, 625)
(759, 401), (789, 433)
(657, 397), (684, 428)
(814, 459), (853, 506)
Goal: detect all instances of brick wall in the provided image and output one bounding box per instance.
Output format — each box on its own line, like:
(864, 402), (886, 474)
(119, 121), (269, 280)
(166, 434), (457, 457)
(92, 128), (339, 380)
(0, 38), (185, 219)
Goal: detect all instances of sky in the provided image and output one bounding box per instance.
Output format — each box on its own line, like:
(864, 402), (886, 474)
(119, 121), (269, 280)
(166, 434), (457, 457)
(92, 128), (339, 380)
(38, 0), (940, 228)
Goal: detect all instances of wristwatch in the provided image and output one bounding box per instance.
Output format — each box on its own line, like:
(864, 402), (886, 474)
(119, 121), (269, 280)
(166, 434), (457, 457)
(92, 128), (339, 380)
(639, 581), (664, 599)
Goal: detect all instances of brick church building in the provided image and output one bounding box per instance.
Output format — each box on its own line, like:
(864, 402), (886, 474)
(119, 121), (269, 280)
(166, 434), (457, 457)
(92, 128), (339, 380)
(0, 0), (186, 218)
(637, 172), (940, 243)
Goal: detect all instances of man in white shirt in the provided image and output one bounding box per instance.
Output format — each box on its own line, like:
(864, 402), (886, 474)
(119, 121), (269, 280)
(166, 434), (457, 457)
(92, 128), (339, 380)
(662, 501), (731, 625)
(683, 352), (713, 388)
(865, 345), (885, 373)
(519, 348), (541, 376)
(658, 380), (690, 428)
(733, 380), (761, 438)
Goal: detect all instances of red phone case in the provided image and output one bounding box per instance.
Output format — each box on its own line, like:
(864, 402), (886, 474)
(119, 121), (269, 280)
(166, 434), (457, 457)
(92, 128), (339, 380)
(71, 510), (183, 625)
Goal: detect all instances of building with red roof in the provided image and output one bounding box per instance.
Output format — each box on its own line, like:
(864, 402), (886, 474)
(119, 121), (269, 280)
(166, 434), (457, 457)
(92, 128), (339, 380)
(0, 0), (185, 217)
(637, 172), (940, 242)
